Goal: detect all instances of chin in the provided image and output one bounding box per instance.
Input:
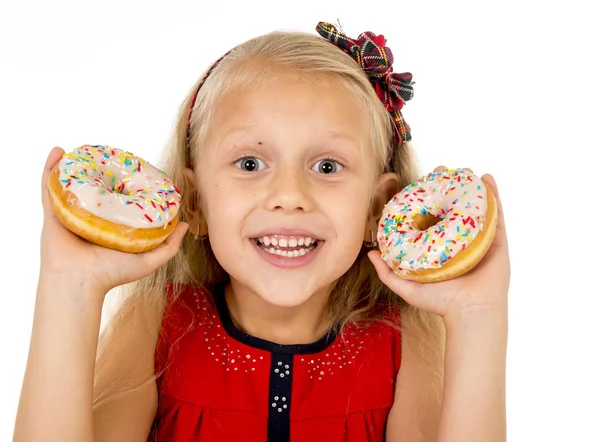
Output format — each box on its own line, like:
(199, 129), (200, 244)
(246, 277), (326, 309)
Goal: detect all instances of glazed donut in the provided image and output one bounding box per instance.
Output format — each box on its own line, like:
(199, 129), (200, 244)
(377, 168), (497, 283)
(48, 144), (181, 253)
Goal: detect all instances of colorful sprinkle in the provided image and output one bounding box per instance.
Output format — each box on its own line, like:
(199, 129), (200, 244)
(377, 168), (488, 275)
(57, 144), (181, 228)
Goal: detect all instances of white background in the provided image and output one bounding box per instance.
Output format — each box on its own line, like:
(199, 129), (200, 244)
(1, 0), (598, 440)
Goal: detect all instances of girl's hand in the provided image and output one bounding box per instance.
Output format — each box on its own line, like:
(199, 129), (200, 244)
(368, 166), (510, 320)
(39, 147), (188, 296)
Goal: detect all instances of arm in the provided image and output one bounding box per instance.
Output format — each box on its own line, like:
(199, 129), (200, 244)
(437, 308), (507, 441)
(373, 170), (509, 442)
(14, 147), (185, 442)
(386, 308), (507, 442)
(13, 276), (105, 442)
(13, 275), (162, 442)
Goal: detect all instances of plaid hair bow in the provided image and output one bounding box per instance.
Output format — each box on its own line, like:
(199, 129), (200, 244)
(316, 22), (414, 149)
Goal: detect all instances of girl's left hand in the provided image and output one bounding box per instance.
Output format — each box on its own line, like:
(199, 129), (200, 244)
(368, 166), (510, 321)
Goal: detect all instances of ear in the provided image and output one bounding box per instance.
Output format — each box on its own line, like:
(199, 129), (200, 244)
(364, 173), (400, 242)
(183, 168), (208, 237)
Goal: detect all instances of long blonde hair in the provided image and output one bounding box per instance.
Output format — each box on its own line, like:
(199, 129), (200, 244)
(93, 29), (445, 408)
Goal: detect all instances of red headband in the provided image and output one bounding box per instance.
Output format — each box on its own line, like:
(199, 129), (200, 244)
(186, 22), (414, 172)
(185, 51), (230, 140)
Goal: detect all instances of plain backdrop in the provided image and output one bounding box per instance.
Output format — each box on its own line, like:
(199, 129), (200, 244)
(1, 0), (598, 440)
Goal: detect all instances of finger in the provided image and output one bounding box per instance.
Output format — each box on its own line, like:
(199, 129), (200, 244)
(481, 174), (503, 225)
(481, 174), (507, 245)
(367, 250), (421, 301)
(41, 147), (65, 214)
(463, 167), (474, 174)
(433, 165), (448, 173)
(138, 223), (189, 270)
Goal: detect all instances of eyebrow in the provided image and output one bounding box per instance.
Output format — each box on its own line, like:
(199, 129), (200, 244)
(324, 130), (361, 144)
(219, 126), (256, 139)
(215, 127), (259, 149)
(216, 127), (362, 152)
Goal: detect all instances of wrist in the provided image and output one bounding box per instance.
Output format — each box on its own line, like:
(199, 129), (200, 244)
(443, 305), (508, 333)
(38, 270), (107, 304)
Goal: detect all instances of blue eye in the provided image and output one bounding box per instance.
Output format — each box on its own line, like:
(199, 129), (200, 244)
(312, 159), (344, 174)
(234, 157), (267, 172)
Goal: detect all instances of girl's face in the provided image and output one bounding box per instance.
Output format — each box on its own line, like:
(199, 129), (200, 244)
(195, 71), (379, 307)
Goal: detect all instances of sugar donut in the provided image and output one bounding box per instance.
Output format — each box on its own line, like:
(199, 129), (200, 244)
(48, 144), (181, 253)
(377, 168), (497, 283)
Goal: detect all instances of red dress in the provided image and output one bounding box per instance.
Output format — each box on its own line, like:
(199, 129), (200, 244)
(150, 284), (402, 442)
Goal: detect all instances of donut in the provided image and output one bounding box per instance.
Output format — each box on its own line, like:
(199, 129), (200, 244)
(377, 168), (497, 283)
(47, 144), (181, 253)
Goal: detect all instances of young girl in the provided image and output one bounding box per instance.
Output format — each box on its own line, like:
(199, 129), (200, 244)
(14, 22), (509, 442)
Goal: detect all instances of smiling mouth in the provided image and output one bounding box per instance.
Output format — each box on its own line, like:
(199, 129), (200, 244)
(252, 235), (323, 258)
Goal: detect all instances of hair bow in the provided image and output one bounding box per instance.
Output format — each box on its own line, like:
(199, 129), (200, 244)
(316, 22), (414, 150)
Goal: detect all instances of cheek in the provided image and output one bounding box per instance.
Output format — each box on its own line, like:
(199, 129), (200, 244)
(203, 187), (245, 232)
(324, 184), (371, 239)
(202, 190), (248, 273)
(200, 176), (258, 251)
(324, 195), (368, 278)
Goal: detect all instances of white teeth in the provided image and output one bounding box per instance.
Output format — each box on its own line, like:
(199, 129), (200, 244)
(259, 243), (316, 258)
(257, 235), (320, 249)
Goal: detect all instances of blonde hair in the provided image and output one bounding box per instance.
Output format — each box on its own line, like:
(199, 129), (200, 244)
(93, 29), (445, 409)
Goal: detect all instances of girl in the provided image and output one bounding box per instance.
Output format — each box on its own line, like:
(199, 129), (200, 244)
(14, 22), (509, 442)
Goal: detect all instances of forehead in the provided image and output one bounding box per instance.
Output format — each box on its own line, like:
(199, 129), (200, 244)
(206, 70), (370, 145)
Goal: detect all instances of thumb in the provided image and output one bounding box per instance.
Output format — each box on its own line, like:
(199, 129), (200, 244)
(41, 146), (65, 217)
(137, 223), (189, 272)
(367, 249), (422, 302)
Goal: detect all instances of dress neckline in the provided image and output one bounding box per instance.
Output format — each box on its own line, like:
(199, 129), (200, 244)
(212, 282), (339, 355)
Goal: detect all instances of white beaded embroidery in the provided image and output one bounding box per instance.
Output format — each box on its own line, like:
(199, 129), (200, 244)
(190, 290), (374, 380)
(300, 327), (369, 380)
(192, 291), (265, 374)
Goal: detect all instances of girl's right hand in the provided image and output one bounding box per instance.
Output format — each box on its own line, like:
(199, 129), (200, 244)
(39, 147), (188, 297)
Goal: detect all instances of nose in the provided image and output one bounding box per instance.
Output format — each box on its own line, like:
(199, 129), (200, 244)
(264, 167), (313, 213)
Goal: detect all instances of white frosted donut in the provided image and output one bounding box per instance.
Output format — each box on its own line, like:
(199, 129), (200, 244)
(377, 168), (497, 282)
(48, 144), (181, 253)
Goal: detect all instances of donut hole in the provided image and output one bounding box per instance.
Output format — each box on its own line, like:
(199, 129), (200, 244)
(411, 212), (442, 231)
(100, 174), (130, 195)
